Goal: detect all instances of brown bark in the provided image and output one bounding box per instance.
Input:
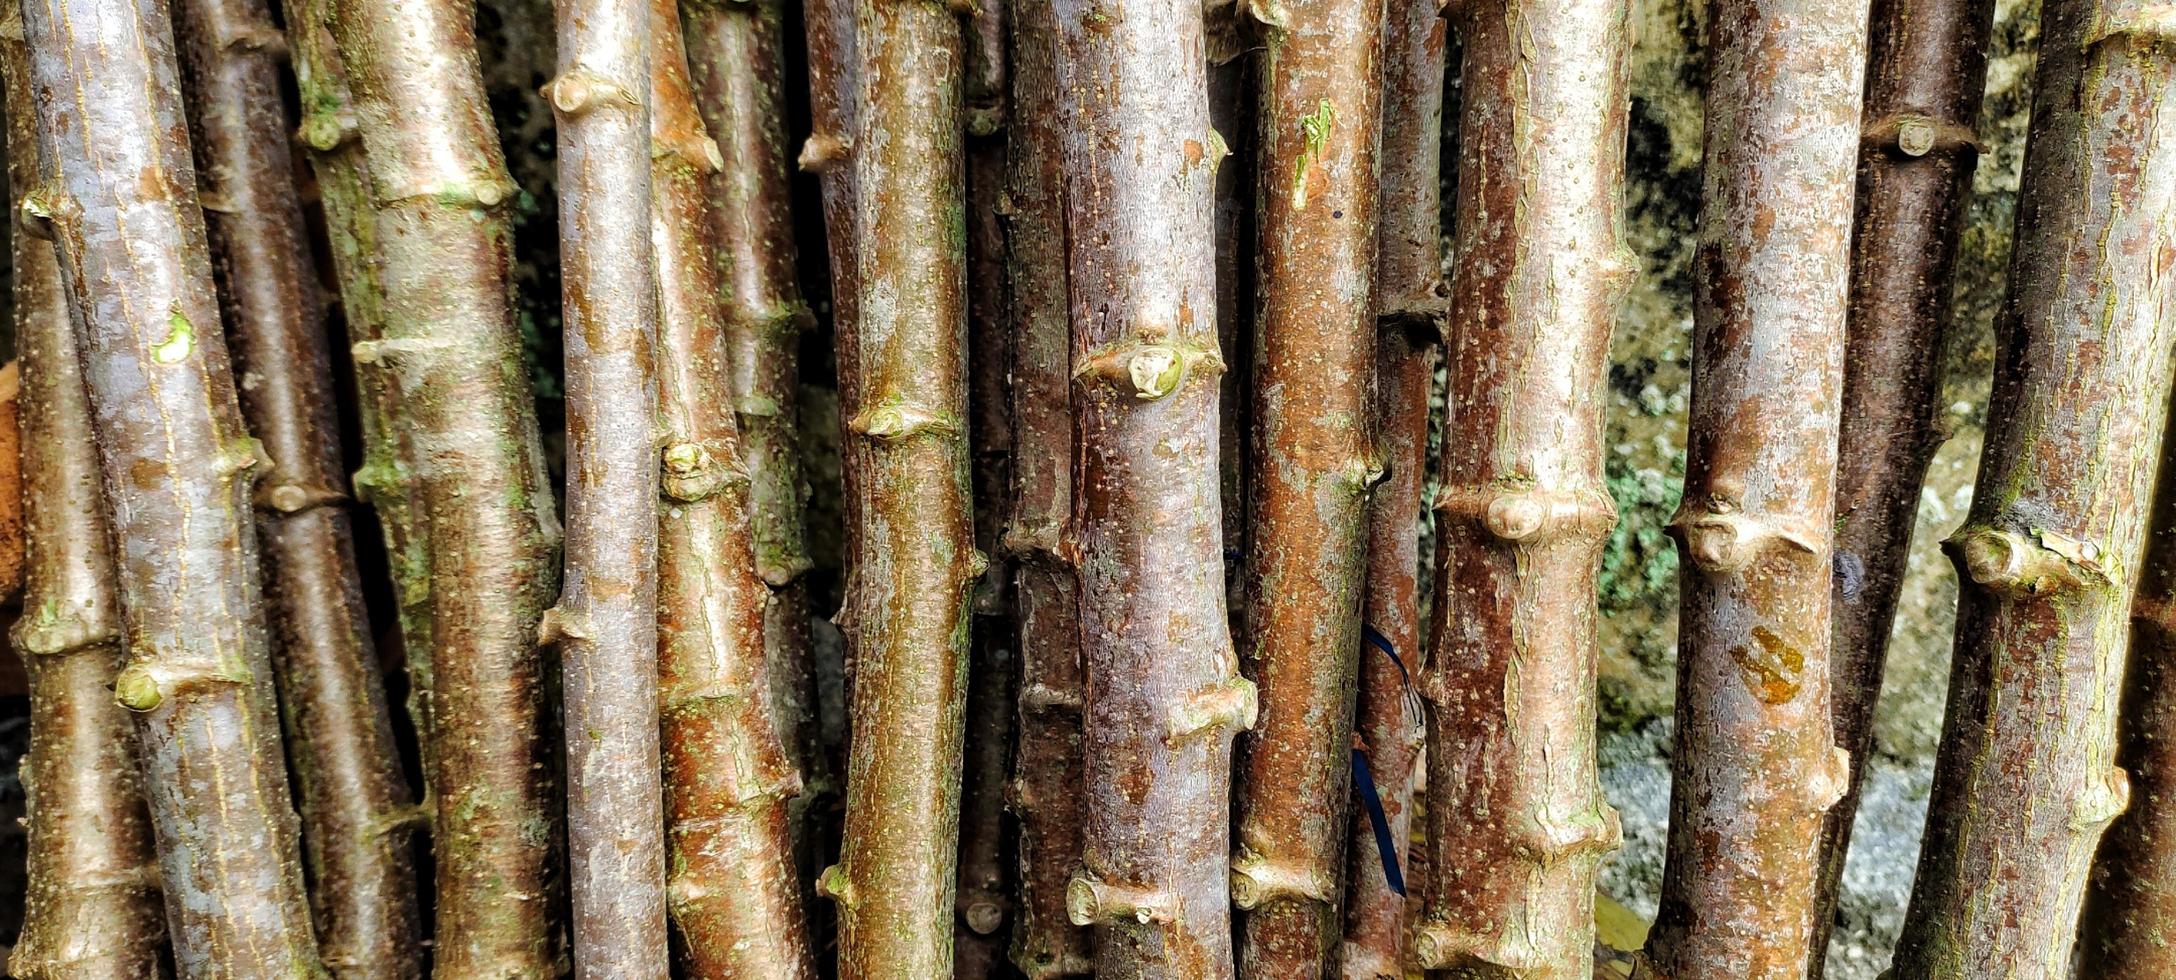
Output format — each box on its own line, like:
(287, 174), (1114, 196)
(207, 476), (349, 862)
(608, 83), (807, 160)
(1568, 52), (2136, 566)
(1811, 0), (1994, 971)
(1338, 3), (1444, 976)
(1894, 1), (2176, 974)
(1233, 0), (1384, 973)
(1003, 0), (1091, 973)
(1051, 0), (1252, 975)
(545, 0), (669, 973)
(289, 0), (438, 812)
(1413, 3), (1630, 976)
(957, 0), (1017, 972)
(0, 360), (17, 605)
(1342, 335), (1431, 980)
(329, 0), (564, 970)
(2089, 428), (2176, 974)
(171, 0), (426, 970)
(682, 0), (831, 873)
(1640, 1), (1868, 977)
(648, 1), (817, 974)
(19, 0), (323, 971)
(4, 17), (168, 974)
(815, 0), (978, 974)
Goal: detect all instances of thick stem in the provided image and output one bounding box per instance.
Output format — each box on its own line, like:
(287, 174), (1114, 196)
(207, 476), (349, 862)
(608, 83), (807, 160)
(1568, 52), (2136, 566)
(648, 1), (817, 974)
(1414, 4), (1630, 977)
(1003, 1), (1091, 974)
(957, 0), (1017, 972)
(3, 17), (167, 976)
(817, 0), (978, 974)
(682, 0), (830, 869)
(287, 0), (439, 828)
(1051, 1), (1251, 975)
(329, 0), (564, 970)
(171, 0), (425, 970)
(1641, 2), (1867, 977)
(1338, 2), (1444, 975)
(1233, 0), (1384, 973)
(20, 0), (322, 972)
(1811, 0), (1995, 972)
(1894, 2), (2176, 975)
(546, 0), (669, 973)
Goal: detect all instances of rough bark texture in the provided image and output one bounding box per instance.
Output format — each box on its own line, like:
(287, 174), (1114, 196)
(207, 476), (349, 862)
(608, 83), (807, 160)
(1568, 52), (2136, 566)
(4, 18), (168, 974)
(1414, 3), (1630, 976)
(958, 0), (1016, 972)
(1232, 0), (1384, 973)
(815, 0), (978, 974)
(20, 0), (323, 971)
(0, 361), (16, 604)
(2090, 425), (2176, 973)
(1003, 0), (1091, 973)
(290, 0), (437, 813)
(1641, 1), (1868, 977)
(648, 1), (817, 974)
(1342, 327), (1430, 980)
(330, 0), (565, 970)
(1811, 0), (1994, 970)
(683, 0), (830, 874)
(546, 0), (669, 973)
(1051, 0), (1252, 975)
(1895, 0), (2176, 974)
(172, 0), (426, 970)
(1338, 2), (1443, 976)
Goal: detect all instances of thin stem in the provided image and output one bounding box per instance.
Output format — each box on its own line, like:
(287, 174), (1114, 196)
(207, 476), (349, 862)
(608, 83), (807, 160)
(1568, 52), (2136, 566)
(681, 0), (830, 871)
(1339, 0), (1445, 974)
(649, 0), (817, 974)
(546, 0), (669, 972)
(19, 0), (322, 970)
(1004, 0), (1091, 973)
(1811, 0), (1996, 971)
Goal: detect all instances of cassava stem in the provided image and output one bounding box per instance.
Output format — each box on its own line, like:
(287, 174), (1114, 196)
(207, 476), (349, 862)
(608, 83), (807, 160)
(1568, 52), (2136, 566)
(329, 0), (565, 969)
(681, 0), (830, 869)
(19, 0), (322, 970)
(2087, 419), (2176, 975)
(1413, 3), (1631, 976)
(1894, 0), (2176, 974)
(1051, 0), (1254, 974)
(1004, 0), (1093, 973)
(1811, 0), (1995, 970)
(958, 0), (1018, 971)
(648, 0), (817, 973)
(172, 0), (426, 969)
(1641, 1), (1869, 976)
(545, 0), (670, 972)
(816, 0), (978, 973)
(4, 14), (167, 974)
(1338, 0), (1444, 974)
(1233, 0), (1384, 972)
(287, 0), (439, 823)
